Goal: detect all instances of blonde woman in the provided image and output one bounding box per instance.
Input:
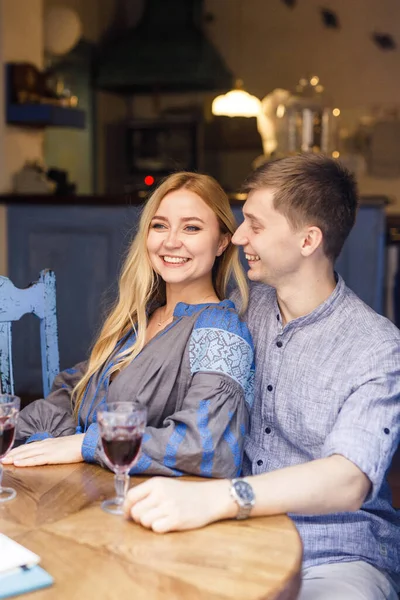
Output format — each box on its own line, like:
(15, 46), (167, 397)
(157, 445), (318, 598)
(4, 173), (254, 479)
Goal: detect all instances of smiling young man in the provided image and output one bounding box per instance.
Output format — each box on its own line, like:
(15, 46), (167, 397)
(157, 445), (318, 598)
(124, 155), (400, 600)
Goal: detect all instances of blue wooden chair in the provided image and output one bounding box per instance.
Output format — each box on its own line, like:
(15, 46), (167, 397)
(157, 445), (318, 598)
(0, 269), (59, 397)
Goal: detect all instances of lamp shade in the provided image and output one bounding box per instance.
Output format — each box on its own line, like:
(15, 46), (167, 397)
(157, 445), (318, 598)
(44, 6), (82, 56)
(212, 82), (261, 118)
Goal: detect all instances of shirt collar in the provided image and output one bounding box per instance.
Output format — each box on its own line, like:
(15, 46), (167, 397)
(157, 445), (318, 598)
(174, 299), (234, 317)
(275, 272), (346, 330)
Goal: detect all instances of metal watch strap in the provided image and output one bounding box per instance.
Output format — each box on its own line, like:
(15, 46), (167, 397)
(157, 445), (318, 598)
(236, 502), (252, 520)
(230, 478), (255, 520)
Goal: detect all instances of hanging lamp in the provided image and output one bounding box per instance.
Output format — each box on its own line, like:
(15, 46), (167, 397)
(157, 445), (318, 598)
(212, 79), (261, 118)
(210, 0), (260, 118)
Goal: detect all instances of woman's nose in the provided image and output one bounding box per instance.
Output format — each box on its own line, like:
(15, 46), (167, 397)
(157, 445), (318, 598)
(164, 231), (182, 248)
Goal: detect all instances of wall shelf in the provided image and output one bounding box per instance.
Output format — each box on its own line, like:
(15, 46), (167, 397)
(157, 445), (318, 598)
(5, 63), (86, 129)
(6, 102), (85, 128)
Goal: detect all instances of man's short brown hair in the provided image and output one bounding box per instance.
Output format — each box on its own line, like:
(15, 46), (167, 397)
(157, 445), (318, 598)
(242, 154), (359, 261)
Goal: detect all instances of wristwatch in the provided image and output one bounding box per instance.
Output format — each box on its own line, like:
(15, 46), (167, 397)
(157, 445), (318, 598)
(229, 478), (256, 520)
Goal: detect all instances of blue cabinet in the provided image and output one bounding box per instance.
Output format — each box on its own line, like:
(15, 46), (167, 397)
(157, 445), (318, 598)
(8, 204), (142, 396)
(7, 200), (385, 396)
(335, 205), (385, 314)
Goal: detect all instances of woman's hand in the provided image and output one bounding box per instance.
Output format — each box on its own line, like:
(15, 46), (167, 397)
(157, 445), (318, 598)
(1, 434), (85, 467)
(123, 477), (237, 533)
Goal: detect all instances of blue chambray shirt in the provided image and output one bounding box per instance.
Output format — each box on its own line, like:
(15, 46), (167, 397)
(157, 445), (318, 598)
(240, 275), (400, 582)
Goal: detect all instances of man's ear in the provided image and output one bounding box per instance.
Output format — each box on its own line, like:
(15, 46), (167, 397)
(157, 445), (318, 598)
(301, 226), (324, 257)
(216, 233), (230, 256)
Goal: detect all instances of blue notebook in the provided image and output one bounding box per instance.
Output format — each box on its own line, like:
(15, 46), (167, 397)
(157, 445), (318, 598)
(0, 566), (54, 599)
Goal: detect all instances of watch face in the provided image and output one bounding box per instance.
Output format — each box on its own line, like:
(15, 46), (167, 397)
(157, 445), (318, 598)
(234, 480), (255, 504)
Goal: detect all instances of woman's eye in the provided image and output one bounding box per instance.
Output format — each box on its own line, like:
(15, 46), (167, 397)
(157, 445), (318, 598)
(151, 223), (166, 230)
(185, 225), (200, 232)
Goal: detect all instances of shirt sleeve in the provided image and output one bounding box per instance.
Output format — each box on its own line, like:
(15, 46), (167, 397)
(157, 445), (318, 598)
(16, 361), (87, 442)
(84, 307), (255, 478)
(321, 339), (400, 502)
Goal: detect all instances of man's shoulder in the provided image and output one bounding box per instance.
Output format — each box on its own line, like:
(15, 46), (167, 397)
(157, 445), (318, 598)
(341, 285), (400, 345)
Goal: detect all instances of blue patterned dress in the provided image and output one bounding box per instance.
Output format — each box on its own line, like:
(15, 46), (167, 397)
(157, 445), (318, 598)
(16, 300), (255, 478)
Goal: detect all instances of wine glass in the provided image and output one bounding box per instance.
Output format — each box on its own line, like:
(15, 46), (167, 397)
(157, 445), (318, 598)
(0, 394), (20, 503)
(97, 401), (147, 515)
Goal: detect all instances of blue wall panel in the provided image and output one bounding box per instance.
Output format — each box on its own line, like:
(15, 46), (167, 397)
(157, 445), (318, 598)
(8, 205), (142, 395)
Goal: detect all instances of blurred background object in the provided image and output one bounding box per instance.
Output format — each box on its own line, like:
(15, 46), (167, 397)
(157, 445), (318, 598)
(44, 6), (82, 57)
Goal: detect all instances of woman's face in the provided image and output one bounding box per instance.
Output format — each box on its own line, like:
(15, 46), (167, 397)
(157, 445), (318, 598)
(147, 189), (229, 288)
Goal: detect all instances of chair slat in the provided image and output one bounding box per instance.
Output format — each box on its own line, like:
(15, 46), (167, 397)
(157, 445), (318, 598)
(0, 269), (59, 397)
(40, 270), (60, 397)
(0, 276), (44, 322)
(0, 322), (14, 395)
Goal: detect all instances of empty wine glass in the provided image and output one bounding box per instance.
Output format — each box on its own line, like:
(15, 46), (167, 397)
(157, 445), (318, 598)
(97, 401), (147, 515)
(0, 394), (20, 502)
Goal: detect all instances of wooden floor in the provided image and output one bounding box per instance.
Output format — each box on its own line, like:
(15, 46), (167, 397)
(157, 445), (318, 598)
(388, 447), (400, 508)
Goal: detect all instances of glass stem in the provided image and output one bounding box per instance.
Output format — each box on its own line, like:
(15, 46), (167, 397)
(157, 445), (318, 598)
(114, 472), (129, 504)
(0, 463), (3, 493)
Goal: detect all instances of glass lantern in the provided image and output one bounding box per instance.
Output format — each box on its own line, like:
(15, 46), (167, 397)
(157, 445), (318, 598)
(257, 76), (340, 159)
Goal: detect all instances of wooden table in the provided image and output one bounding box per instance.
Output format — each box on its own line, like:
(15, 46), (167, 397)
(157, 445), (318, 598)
(1, 464), (302, 600)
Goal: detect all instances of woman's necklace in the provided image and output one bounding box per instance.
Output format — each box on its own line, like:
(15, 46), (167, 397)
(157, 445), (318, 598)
(156, 293), (218, 327)
(156, 309), (174, 327)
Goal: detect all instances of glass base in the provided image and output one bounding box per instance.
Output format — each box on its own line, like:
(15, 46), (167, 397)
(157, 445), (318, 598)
(0, 487), (16, 503)
(101, 497), (124, 515)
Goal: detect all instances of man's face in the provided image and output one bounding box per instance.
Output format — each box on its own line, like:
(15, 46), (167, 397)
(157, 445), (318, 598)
(232, 188), (305, 287)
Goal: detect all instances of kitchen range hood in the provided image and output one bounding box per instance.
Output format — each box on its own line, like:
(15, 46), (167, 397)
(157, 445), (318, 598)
(94, 0), (233, 94)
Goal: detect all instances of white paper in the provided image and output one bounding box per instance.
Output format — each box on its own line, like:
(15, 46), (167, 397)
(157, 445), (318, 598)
(0, 534), (40, 574)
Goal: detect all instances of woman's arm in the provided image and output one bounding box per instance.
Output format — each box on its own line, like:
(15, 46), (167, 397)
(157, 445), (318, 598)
(15, 361), (87, 442)
(2, 362), (88, 466)
(82, 372), (250, 477)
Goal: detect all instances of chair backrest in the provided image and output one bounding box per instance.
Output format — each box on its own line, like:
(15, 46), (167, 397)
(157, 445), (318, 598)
(0, 269), (60, 397)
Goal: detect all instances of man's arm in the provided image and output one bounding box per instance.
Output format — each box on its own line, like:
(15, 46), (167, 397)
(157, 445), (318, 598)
(219, 454), (371, 519)
(123, 453), (370, 532)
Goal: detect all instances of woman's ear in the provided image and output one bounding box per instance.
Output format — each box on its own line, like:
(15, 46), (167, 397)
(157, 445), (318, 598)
(216, 233), (230, 257)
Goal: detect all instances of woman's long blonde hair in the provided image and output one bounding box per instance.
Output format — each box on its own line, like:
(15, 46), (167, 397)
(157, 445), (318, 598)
(72, 172), (248, 419)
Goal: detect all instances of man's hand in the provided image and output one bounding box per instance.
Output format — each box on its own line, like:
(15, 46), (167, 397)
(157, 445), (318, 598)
(1, 435), (85, 466)
(123, 477), (237, 533)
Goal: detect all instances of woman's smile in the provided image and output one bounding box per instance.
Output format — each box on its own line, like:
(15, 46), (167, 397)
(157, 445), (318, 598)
(161, 255), (191, 267)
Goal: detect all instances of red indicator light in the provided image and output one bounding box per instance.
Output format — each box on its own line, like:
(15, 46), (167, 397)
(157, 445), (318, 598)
(144, 175), (155, 186)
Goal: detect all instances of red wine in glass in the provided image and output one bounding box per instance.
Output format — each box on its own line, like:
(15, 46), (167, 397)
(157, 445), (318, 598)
(101, 429), (143, 469)
(0, 424), (16, 458)
(0, 394), (20, 503)
(98, 402), (147, 515)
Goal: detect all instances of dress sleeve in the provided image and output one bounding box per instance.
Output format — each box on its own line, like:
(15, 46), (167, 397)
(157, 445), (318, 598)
(83, 306), (255, 478)
(16, 361), (87, 442)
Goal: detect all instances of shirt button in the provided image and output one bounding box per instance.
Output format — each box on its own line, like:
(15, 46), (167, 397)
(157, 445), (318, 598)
(257, 459), (263, 466)
(276, 340), (283, 348)
(267, 385), (273, 392)
(379, 543), (388, 557)
(265, 427), (272, 434)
